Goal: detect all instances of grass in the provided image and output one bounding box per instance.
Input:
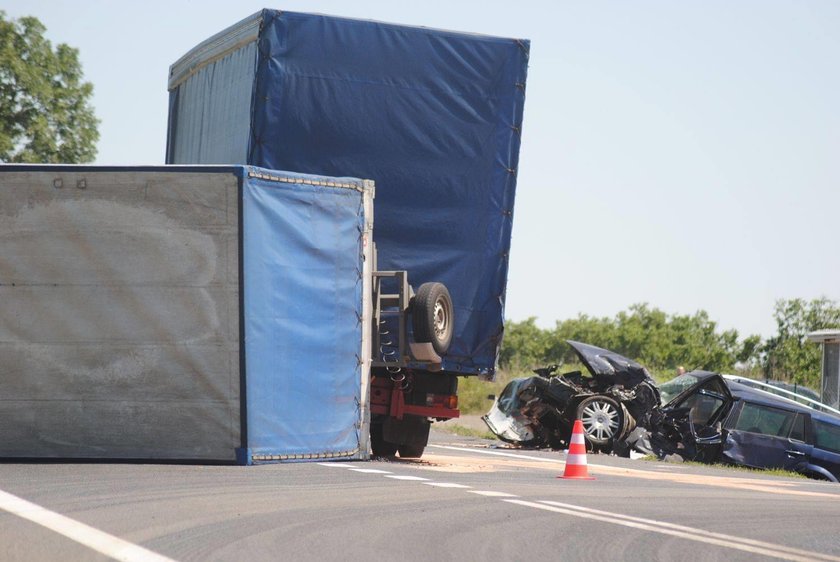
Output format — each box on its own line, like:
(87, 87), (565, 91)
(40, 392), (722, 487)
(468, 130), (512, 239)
(686, 461), (808, 479)
(644, 457), (809, 480)
(436, 424), (497, 440)
(456, 374), (514, 415)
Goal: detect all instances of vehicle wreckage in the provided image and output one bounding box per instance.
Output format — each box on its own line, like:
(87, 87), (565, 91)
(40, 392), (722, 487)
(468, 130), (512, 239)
(483, 341), (661, 451)
(484, 341), (840, 481)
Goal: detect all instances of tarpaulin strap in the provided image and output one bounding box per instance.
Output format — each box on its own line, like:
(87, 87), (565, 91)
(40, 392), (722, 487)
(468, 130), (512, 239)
(505, 167), (516, 175)
(247, 170), (363, 190)
(252, 449), (359, 461)
(510, 124), (522, 135)
(355, 312), (363, 325)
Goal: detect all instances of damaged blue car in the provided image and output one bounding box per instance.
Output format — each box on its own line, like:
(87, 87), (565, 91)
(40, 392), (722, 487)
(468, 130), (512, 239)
(646, 371), (840, 482)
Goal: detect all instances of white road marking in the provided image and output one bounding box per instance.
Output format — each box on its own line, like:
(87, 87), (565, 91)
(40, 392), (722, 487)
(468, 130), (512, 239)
(321, 458), (839, 560)
(348, 468), (392, 474)
(317, 463), (357, 468)
(422, 482), (471, 489)
(504, 499), (840, 562)
(428, 445), (568, 464)
(539, 501), (840, 561)
(384, 475), (430, 481)
(0, 489), (175, 562)
(467, 491), (519, 498)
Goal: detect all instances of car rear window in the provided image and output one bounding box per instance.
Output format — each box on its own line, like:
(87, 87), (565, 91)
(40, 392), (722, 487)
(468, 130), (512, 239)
(733, 402), (799, 437)
(812, 419), (840, 453)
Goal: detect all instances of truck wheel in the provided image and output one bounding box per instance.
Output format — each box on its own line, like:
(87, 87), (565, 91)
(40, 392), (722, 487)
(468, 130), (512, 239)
(398, 444), (425, 458)
(576, 395), (624, 449)
(412, 282), (454, 355)
(370, 424), (398, 457)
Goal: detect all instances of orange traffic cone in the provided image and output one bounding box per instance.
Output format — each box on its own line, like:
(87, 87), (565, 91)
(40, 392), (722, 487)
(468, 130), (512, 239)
(559, 419), (595, 480)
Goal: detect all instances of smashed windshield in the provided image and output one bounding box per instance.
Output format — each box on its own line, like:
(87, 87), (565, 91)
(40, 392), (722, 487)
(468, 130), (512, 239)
(497, 378), (531, 415)
(658, 373), (704, 405)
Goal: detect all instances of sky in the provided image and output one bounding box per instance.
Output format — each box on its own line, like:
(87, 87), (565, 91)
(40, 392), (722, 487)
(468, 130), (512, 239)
(5, 0), (839, 340)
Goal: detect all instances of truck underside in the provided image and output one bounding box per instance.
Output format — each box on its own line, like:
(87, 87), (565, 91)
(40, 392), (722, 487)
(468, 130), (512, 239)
(369, 368), (460, 458)
(369, 267), (465, 458)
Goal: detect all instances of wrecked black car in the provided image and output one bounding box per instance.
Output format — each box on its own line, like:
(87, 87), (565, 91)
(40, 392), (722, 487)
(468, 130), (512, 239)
(483, 341), (660, 451)
(484, 344), (840, 481)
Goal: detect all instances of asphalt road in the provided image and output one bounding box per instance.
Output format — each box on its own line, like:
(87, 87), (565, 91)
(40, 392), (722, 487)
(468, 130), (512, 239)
(2, 429), (840, 562)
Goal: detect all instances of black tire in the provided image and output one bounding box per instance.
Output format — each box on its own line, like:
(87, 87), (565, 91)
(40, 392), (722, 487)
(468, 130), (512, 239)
(370, 424), (398, 457)
(576, 395), (624, 448)
(412, 282), (454, 355)
(802, 471), (833, 482)
(398, 443), (426, 458)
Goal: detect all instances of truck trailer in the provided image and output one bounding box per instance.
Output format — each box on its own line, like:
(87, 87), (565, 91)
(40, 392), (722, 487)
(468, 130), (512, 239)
(0, 165), (374, 464)
(166, 10), (529, 457)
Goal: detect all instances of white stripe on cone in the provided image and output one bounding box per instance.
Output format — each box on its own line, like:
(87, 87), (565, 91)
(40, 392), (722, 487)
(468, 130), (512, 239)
(570, 432), (586, 446)
(565, 453), (588, 466)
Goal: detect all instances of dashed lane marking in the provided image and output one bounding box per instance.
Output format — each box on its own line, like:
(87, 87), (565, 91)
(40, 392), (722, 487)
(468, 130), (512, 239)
(428, 445), (564, 464)
(421, 482), (471, 489)
(317, 463), (357, 468)
(467, 491), (519, 498)
(0, 489), (175, 562)
(384, 475), (430, 481)
(348, 469), (392, 474)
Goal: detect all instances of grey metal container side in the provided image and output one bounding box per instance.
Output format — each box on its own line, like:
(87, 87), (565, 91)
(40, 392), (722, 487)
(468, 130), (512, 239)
(0, 164), (372, 463)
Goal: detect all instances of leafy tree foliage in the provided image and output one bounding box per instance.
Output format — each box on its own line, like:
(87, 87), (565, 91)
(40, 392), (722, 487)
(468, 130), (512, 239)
(0, 12), (98, 163)
(501, 303), (759, 380)
(500, 298), (840, 388)
(762, 298), (840, 388)
(498, 317), (552, 371)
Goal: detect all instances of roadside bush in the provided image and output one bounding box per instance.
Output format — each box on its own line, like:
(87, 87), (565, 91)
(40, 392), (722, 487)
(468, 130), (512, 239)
(496, 298), (840, 393)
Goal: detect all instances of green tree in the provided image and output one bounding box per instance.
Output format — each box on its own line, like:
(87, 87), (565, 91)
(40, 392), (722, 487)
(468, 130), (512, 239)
(500, 304), (761, 380)
(499, 317), (553, 371)
(762, 297), (840, 388)
(552, 304), (750, 377)
(0, 12), (98, 163)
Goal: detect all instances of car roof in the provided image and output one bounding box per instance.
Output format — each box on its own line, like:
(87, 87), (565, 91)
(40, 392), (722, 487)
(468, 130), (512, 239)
(727, 380), (840, 424)
(683, 370), (840, 424)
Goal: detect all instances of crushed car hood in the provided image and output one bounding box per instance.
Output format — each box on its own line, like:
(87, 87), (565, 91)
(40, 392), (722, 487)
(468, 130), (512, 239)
(567, 340), (657, 389)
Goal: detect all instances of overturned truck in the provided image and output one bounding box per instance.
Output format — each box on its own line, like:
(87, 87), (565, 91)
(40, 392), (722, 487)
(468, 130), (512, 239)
(166, 10), (529, 458)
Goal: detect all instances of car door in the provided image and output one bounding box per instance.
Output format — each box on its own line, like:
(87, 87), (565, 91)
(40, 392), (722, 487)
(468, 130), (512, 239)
(721, 400), (812, 472)
(808, 417), (840, 481)
(665, 374), (734, 427)
(662, 374), (734, 461)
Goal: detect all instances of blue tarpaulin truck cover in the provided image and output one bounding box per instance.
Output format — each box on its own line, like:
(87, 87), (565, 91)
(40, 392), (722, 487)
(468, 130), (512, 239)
(0, 165), (373, 463)
(167, 10), (529, 376)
